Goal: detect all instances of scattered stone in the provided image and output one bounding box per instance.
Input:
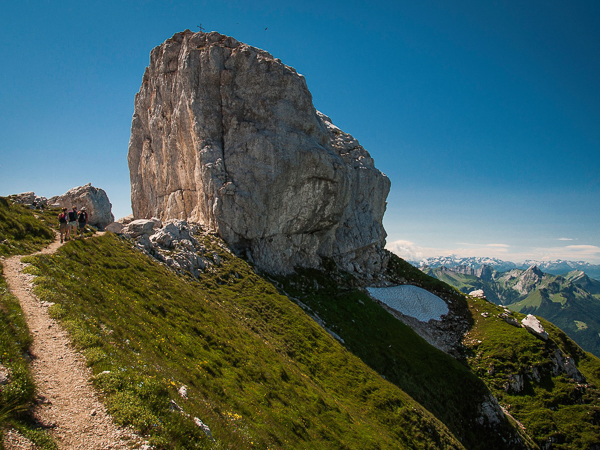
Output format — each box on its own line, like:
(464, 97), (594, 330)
(178, 385), (188, 400)
(521, 314), (549, 341)
(498, 312), (520, 327)
(194, 417), (214, 440)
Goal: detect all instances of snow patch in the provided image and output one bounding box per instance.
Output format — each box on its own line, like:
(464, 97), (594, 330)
(366, 285), (449, 322)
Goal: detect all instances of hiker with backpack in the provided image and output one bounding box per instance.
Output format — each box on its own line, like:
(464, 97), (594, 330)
(58, 207), (69, 243)
(77, 207), (88, 238)
(67, 206), (78, 238)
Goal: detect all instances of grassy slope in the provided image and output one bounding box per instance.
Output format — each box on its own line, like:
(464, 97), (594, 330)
(465, 296), (600, 449)
(274, 256), (528, 450)
(428, 265), (600, 357)
(27, 233), (463, 450)
(511, 288), (600, 359)
(0, 198), (58, 449)
(0, 198), (56, 257)
(400, 257), (600, 448)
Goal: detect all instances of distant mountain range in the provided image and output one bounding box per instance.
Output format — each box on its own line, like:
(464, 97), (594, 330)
(421, 263), (600, 357)
(415, 255), (600, 281)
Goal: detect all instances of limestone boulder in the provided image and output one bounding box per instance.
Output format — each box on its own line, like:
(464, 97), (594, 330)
(49, 184), (114, 229)
(123, 218), (162, 237)
(128, 30), (390, 275)
(521, 314), (549, 341)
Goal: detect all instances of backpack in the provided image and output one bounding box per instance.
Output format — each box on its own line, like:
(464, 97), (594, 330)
(68, 210), (77, 222)
(58, 213), (67, 224)
(78, 211), (87, 223)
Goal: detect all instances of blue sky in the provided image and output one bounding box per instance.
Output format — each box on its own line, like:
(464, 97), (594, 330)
(1, 0), (599, 263)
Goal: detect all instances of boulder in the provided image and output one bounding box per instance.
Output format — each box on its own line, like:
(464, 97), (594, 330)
(122, 218), (162, 237)
(105, 222), (124, 233)
(521, 314), (549, 341)
(128, 30), (390, 275)
(49, 184), (114, 229)
(469, 289), (486, 299)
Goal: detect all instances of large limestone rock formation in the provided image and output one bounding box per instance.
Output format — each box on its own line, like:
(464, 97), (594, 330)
(49, 184), (114, 230)
(128, 30), (390, 274)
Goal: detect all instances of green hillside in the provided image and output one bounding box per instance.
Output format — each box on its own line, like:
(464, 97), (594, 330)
(25, 233), (462, 449)
(3, 199), (600, 449)
(406, 259), (600, 448)
(426, 266), (600, 357)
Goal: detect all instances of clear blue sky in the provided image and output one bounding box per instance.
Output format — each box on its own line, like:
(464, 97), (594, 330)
(1, 0), (599, 263)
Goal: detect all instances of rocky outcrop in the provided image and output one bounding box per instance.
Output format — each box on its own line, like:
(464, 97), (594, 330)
(49, 184), (114, 229)
(9, 192), (48, 208)
(121, 219), (225, 279)
(128, 30), (390, 275)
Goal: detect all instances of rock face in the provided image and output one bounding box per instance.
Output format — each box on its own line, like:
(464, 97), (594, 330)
(49, 184), (114, 229)
(128, 30), (390, 274)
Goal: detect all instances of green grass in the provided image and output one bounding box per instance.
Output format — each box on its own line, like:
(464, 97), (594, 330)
(0, 265), (57, 450)
(0, 197), (57, 257)
(272, 254), (527, 450)
(464, 296), (600, 449)
(26, 233), (463, 450)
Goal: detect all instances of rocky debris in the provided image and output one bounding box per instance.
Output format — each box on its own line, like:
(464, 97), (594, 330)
(128, 30), (390, 276)
(498, 311), (520, 327)
(505, 373), (525, 394)
(477, 396), (504, 426)
(469, 289), (486, 298)
(521, 314), (549, 341)
(551, 348), (584, 382)
(49, 183), (114, 229)
(121, 219), (224, 278)
(9, 191), (48, 209)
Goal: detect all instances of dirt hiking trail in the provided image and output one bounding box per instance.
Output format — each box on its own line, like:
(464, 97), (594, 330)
(2, 235), (145, 450)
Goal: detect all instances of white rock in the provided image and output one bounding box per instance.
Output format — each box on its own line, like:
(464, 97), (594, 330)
(521, 314), (549, 341)
(128, 30), (390, 275)
(469, 289), (486, 298)
(123, 219), (160, 237)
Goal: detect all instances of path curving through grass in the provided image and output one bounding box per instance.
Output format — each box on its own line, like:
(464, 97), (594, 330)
(2, 234), (143, 450)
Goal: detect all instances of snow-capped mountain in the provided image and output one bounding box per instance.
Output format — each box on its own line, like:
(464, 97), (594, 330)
(415, 255), (517, 272)
(416, 255), (600, 281)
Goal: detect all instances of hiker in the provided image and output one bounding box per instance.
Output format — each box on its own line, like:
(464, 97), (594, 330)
(77, 207), (88, 238)
(67, 206), (78, 239)
(58, 207), (69, 243)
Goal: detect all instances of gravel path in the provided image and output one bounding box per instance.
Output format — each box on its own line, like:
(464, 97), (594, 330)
(2, 236), (145, 450)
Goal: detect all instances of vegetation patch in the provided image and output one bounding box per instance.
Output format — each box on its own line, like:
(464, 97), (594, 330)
(273, 254), (523, 450)
(464, 296), (600, 449)
(27, 233), (462, 449)
(0, 197), (57, 257)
